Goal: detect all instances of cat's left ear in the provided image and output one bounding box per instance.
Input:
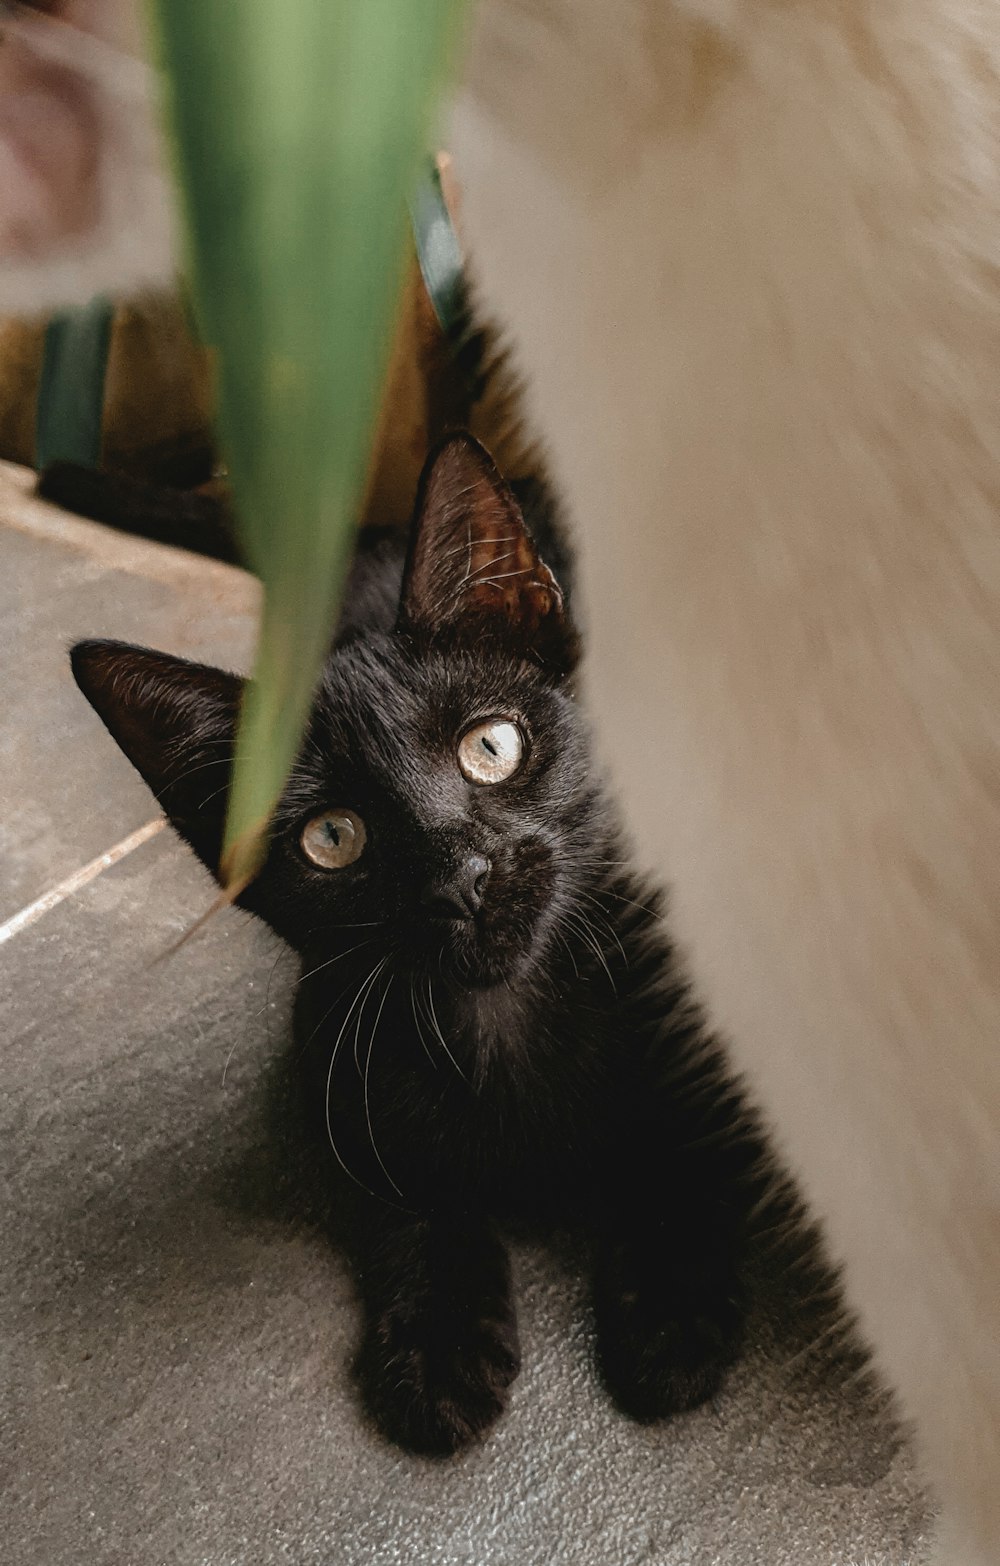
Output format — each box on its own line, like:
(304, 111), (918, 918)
(397, 433), (578, 675)
(70, 640), (243, 880)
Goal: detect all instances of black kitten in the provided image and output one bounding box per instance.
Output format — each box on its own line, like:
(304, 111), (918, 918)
(71, 434), (762, 1455)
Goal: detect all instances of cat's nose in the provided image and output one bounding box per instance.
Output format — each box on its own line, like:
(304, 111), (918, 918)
(421, 855), (491, 921)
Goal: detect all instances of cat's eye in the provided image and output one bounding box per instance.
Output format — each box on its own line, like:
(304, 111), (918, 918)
(300, 809), (366, 869)
(457, 719), (525, 785)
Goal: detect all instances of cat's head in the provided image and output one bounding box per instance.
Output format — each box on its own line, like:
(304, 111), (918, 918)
(71, 434), (605, 989)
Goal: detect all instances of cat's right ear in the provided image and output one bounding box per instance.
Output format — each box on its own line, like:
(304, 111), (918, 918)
(70, 640), (243, 880)
(397, 433), (578, 675)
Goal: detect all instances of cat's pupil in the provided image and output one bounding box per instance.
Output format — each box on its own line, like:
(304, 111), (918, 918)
(482, 739), (498, 756)
(326, 823), (341, 845)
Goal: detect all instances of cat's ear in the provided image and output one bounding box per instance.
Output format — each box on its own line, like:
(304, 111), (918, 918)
(397, 433), (578, 675)
(70, 640), (243, 880)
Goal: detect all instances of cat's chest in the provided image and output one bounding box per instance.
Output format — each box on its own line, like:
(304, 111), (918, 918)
(298, 966), (613, 1207)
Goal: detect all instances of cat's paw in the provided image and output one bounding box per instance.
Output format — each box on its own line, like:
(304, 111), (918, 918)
(594, 1255), (745, 1422)
(354, 1298), (521, 1457)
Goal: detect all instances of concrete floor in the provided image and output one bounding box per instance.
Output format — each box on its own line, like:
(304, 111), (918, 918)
(1, 463), (932, 1565)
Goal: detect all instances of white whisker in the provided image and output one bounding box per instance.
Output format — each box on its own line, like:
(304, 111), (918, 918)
(426, 978), (469, 1086)
(577, 891), (629, 965)
(296, 937), (378, 988)
(352, 959), (385, 1073)
(564, 909), (617, 994)
(411, 979), (439, 1071)
(363, 975), (404, 1197)
(323, 957), (389, 1202)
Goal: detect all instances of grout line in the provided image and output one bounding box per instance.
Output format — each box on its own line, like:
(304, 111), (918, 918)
(0, 460), (260, 606)
(0, 818), (166, 947)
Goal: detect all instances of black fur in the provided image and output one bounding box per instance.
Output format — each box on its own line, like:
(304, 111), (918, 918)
(38, 461), (239, 564)
(70, 433), (762, 1455)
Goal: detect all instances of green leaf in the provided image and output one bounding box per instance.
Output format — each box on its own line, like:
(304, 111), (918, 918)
(410, 162), (465, 337)
(36, 297), (114, 470)
(148, 0), (467, 887)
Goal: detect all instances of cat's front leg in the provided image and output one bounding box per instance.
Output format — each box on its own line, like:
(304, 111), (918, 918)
(593, 1202), (746, 1422)
(592, 1078), (756, 1422)
(350, 1203), (520, 1456)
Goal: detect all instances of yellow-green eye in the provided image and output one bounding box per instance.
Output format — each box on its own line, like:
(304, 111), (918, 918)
(457, 719), (524, 785)
(300, 809), (366, 869)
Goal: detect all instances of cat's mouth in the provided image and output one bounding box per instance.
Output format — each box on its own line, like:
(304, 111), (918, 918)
(407, 906), (536, 989)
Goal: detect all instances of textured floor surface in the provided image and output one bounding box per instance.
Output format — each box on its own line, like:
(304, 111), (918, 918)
(1, 464), (932, 1565)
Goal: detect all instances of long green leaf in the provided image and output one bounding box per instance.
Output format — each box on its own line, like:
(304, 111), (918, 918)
(410, 163), (466, 337)
(149, 0), (467, 887)
(36, 296), (114, 470)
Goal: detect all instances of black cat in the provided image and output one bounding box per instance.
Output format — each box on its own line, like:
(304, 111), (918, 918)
(71, 433), (762, 1455)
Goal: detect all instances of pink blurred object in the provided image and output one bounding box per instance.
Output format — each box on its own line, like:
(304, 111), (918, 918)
(0, 1), (174, 315)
